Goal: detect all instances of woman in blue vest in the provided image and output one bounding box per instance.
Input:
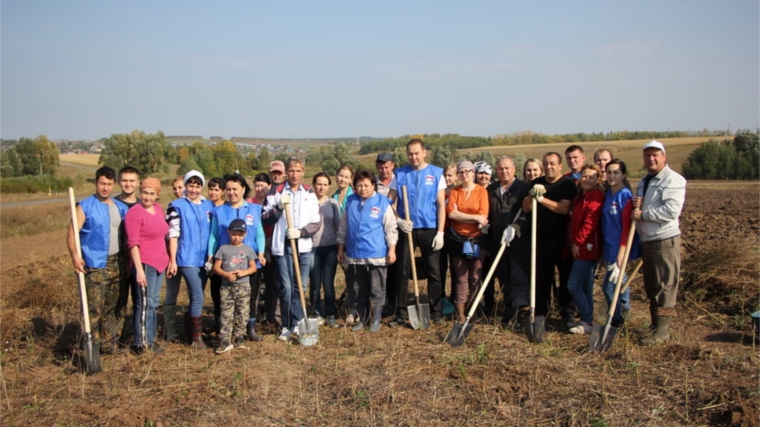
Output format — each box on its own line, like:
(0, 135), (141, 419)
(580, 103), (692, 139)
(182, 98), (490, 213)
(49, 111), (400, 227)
(166, 170), (214, 349)
(337, 169), (398, 333)
(208, 173), (266, 341)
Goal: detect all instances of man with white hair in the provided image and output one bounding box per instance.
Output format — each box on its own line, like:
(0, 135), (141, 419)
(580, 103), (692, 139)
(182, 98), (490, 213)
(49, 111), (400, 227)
(632, 140), (686, 346)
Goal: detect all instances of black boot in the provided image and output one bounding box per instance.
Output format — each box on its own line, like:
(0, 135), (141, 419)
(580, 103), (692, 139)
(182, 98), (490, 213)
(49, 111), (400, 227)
(370, 306), (383, 333)
(247, 319), (263, 342)
(164, 304), (178, 342)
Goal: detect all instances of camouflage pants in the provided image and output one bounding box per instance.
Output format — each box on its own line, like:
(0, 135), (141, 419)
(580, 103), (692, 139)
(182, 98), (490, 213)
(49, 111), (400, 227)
(84, 255), (124, 347)
(218, 281), (251, 344)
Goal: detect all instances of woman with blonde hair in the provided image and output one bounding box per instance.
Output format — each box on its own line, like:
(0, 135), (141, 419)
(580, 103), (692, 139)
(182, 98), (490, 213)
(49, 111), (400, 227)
(522, 158), (544, 182)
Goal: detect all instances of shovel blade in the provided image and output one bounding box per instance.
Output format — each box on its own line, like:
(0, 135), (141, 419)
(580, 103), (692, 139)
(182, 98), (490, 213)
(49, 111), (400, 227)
(83, 338), (101, 375)
(298, 318), (319, 347)
(419, 303), (431, 330)
(525, 315), (545, 344)
(408, 305), (421, 330)
(590, 324), (618, 353)
(446, 321), (474, 347)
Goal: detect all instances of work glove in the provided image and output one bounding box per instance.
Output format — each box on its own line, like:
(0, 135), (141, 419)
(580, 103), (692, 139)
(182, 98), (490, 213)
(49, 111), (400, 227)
(480, 223), (490, 235)
(432, 231), (445, 251)
(286, 227), (301, 240)
(607, 262), (621, 284)
(531, 184), (546, 203)
(278, 192), (292, 209)
(397, 218), (413, 234)
(501, 226), (515, 246)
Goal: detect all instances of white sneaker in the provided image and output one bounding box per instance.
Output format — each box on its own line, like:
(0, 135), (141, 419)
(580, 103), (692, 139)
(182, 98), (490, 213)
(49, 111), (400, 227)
(316, 316), (325, 326)
(569, 322), (592, 335)
(345, 314), (355, 325)
(278, 327), (292, 341)
(566, 320), (581, 328)
(215, 342), (233, 354)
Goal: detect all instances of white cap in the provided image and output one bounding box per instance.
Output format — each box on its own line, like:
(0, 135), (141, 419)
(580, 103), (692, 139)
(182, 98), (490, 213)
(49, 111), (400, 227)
(183, 169), (205, 187)
(642, 140), (666, 153)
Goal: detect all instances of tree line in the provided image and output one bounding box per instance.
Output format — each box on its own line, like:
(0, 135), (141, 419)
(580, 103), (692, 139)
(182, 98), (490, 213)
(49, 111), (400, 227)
(682, 132), (759, 180)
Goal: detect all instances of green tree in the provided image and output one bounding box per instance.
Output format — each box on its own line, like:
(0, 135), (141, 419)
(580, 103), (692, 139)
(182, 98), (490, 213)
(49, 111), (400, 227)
(99, 130), (172, 174)
(321, 142), (358, 175)
(256, 147), (273, 170)
(13, 135), (60, 176)
(213, 140), (244, 175)
(1, 149), (19, 177)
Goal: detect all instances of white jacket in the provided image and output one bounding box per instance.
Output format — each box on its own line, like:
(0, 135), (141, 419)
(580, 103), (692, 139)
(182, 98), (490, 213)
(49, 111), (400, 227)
(263, 182), (322, 256)
(635, 165), (686, 242)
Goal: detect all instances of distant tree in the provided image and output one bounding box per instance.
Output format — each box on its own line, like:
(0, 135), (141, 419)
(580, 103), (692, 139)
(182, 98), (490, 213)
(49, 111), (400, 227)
(1, 149), (20, 178)
(683, 133), (758, 180)
(13, 135), (60, 176)
(392, 146), (408, 167)
(177, 157), (202, 176)
(99, 130), (172, 174)
(320, 142), (357, 175)
(213, 140), (244, 174)
(256, 146), (273, 170)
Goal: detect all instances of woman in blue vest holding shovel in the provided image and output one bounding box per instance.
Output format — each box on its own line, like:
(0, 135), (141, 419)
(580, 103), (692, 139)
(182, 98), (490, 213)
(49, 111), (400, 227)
(337, 169), (398, 333)
(166, 170), (214, 349)
(208, 173), (266, 342)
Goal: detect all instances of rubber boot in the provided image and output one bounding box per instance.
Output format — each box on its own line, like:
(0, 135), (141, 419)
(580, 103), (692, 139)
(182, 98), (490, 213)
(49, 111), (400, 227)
(352, 306), (366, 331)
(370, 306), (383, 333)
(247, 319), (263, 342)
(191, 316), (207, 350)
(184, 313), (192, 345)
(164, 304), (178, 342)
(640, 316), (671, 346)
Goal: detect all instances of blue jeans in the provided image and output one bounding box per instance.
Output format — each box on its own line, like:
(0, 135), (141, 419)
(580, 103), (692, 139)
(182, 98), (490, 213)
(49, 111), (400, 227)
(601, 262), (631, 326)
(566, 259), (596, 325)
(273, 245), (312, 329)
(164, 274), (182, 305)
(179, 266), (207, 317)
(131, 264), (164, 347)
(309, 245), (338, 317)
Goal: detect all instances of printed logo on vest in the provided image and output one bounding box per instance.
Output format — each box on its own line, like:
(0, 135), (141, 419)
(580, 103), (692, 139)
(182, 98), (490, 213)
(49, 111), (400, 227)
(370, 206), (381, 219)
(425, 175), (435, 186)
(610, 202), (618, 215)
(245, 214), (255, 226)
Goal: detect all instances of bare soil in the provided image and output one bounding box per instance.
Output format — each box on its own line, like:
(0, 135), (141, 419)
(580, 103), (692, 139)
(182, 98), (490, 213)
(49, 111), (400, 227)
(1, 185), (758, 426)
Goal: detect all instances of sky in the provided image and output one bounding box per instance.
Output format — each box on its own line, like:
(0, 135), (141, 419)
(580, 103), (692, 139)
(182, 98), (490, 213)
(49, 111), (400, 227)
(1, 0), (758, 141)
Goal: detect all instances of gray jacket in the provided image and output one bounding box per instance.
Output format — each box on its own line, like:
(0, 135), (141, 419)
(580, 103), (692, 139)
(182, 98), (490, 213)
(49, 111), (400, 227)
(635, 165), (686, 242)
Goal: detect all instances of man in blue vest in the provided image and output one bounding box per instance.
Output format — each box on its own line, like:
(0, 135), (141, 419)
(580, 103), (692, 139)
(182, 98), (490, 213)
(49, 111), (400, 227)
(393, 139), (447, 325)
(67, 166), (129, 354)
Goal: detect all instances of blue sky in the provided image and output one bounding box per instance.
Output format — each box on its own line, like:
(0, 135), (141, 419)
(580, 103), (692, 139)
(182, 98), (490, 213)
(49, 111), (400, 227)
(2, 1), (758, 140)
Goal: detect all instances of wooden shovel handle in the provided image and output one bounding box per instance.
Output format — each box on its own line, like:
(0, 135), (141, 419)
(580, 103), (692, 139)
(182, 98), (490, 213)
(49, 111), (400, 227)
(401, 186), (421, 300)
(68, 188), (93, 335)
(283, 202), (308, 313)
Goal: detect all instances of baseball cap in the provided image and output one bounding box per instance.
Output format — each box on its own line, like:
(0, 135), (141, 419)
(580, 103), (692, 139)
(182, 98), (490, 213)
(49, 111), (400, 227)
(229, 219), (247, 233)
(642, 140), (666, 153)
(269, 160), (285, 173)
(474, 161), (492, 174)
(376, 153), (394, 163)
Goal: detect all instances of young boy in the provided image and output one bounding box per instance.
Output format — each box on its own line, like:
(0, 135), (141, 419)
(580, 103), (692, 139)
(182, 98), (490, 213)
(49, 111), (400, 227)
(212, 219), (258, 353)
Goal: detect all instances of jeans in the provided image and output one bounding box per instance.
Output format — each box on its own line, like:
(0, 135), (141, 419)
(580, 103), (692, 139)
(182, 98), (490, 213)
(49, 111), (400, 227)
(566, 259), (597, 325)
(163, 274), (182, 305)
(601, 262), (630, 327)
(179, 266), (207, 317)
(131, 264), (164, 347)
(309, 245), (338, 317)
(273, 245), (312, 329)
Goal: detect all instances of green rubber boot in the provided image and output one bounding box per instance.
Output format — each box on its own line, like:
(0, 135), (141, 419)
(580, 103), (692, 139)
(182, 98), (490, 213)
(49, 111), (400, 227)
(640, 316), (671, 346)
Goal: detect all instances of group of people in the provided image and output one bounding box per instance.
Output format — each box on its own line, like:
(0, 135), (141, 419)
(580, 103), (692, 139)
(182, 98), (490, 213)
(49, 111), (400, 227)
(67, 138), (685, 356)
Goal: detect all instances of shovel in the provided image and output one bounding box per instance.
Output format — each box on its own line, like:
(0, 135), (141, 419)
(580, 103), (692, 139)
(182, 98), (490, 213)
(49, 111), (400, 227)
(68, 188), (102, 374)
(402, 186), (430, 330)
(446, 241), (507, 346)
(589, 220), (638, 353)
(284, 203), (319, 346)
(525, 198), (540, 343)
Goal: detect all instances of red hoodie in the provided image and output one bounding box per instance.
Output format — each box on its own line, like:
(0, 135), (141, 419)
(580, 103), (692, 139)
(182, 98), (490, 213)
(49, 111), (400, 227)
(569, 187), (604, 261)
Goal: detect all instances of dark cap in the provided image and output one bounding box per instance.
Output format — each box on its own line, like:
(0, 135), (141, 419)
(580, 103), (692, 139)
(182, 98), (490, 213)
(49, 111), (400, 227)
(229, 219), (247, 233)
(375, 153), (394, 163)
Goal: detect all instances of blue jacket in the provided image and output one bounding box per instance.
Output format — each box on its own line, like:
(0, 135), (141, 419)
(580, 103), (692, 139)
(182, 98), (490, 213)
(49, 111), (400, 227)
(210, 202), (265, 268)
(345, 193), (391, 259)
(395, 164), (443, 229)
(171, 197), (214, 267)
(79, 195), (128, 268)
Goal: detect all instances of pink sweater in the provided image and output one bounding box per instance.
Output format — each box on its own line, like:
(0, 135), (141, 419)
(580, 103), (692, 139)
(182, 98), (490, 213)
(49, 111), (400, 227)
(125, 203), (169, 272)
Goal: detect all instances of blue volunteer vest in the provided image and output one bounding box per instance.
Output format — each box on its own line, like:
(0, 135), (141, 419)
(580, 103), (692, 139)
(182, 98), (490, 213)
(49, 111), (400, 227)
(345, 193), (391, 259)
(213, 202), (262, 267)
(171, 197), (214, 267)
(395, 164), (443, 229)
(79, 195), (128, 268)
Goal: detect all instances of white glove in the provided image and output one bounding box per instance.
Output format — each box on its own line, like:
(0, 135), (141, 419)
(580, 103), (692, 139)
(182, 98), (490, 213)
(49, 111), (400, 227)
(607, 262), (621, 284)
(531, 184), (546, 203)
(432, 231), (445, 251)
(397, 218), (413, 234)
(278, 192), (292, 209)
(286, 227), (301, 240)
(501, 226), (515, 246)
(204, 259), (214, 273)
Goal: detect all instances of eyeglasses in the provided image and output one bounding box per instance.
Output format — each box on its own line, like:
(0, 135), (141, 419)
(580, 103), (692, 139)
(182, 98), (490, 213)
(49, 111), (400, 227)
(457, 170), (473, 175)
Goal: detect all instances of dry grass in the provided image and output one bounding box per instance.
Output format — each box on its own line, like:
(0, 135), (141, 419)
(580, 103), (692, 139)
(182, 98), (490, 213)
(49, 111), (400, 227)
(59, 154), (101, 167)
(0, 202), (71, 239)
